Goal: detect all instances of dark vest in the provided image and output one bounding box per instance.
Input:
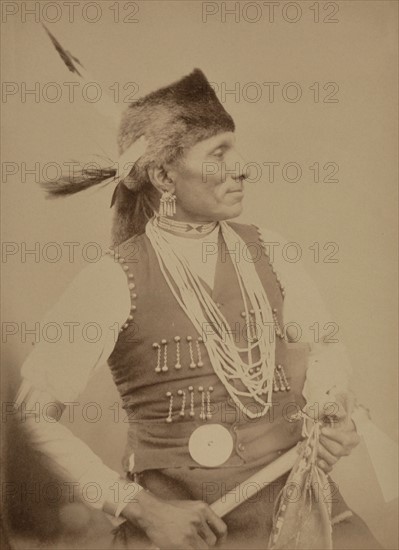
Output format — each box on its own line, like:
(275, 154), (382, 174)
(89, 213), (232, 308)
(107, 222), (309, 492)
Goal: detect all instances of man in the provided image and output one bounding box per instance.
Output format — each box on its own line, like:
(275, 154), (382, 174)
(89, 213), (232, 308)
(15, 69), (380, 549)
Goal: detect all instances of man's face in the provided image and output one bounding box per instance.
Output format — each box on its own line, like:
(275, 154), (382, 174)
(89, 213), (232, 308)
(167, 132), (247, 223)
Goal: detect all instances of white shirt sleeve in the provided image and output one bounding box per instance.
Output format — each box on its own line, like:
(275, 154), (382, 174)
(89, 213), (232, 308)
(20, 255), (131, 404)
(258, 227), (351, 404)
(16, 256), (139, 515)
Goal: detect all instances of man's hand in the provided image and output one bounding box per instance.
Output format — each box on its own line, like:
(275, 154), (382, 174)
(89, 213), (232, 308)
(318, 419), (360, 473)
(120, 490), (227, 549)
(304, 391), (361, 474)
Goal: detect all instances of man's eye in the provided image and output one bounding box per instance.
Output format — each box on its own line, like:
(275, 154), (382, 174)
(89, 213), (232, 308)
(212, 149), (224, 158)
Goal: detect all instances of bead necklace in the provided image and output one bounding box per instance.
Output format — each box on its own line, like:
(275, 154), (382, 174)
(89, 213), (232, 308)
(146, 217), (276, 419)
(155, 214), (218, 236)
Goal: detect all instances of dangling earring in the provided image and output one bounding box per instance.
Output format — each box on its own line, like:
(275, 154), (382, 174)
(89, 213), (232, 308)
(159, 190), (176, 217)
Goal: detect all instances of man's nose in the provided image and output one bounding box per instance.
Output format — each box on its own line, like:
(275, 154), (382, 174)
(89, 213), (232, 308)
(228, 150), (249, 182)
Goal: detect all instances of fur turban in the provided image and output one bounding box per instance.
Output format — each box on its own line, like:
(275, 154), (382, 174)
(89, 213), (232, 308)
(117, 68), (235, 190)
(111, 69), (235, 244)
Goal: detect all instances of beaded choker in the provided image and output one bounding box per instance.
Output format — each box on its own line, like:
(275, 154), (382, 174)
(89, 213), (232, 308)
(155, 215), (218, 236)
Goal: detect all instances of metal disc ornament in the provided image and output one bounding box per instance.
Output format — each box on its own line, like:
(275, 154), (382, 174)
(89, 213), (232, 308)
(188, 424), (234, 467)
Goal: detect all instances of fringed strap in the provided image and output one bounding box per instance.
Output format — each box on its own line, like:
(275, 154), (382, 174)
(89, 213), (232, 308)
(269, 411), (333, 550)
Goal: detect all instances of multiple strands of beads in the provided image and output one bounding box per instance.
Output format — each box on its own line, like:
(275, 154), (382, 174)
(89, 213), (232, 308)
(165, 385), (214, 423)
(153, 340), (170, 373)
(241, 307), (285, 342)
(273, 364), (291, 392)
(240, 309), (259, 343)
(153, 336), (204, 373)
(146, 220), (278, 419)
(165, 368), (289, 422)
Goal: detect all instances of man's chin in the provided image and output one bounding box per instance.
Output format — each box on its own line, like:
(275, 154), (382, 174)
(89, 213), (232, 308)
(216, 203), (244, 221)
(230, 199), (244, 216)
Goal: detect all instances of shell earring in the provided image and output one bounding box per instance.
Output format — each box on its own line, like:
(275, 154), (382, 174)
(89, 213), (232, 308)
(159, 190), (176, 217)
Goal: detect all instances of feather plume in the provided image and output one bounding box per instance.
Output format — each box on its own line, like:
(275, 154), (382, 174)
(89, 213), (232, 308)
(39, 167), (117, 198)
(115, 135), (148, 182)
(352, 406), (399, 502)
(42, 24), (121, 124)
(42, 24), (84, 77)
(40, 137), (148, 207)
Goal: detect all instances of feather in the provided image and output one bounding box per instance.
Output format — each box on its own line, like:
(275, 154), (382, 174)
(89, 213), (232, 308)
(110, 181), (120, 207)
(42, 24), (121, 124)
(39, 137), (148, 204)
(352, 407), (399, 502)
(42, 24), (84, 77)
(109, 136), (148, 206)
(40, 168), (116, 197)
(115, 135), (148, 183)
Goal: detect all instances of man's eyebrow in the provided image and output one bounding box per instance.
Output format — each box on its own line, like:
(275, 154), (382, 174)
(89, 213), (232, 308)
(207, 140), (233, 153)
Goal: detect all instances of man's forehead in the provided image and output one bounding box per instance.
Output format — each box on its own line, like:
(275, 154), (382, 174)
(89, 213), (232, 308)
(191, 132), (236, 153)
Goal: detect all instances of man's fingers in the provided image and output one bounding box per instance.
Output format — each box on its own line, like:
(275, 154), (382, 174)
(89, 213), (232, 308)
(322, 403), (347, 423)
(318, 444), (339, 466)
(321, 425), (360, 447)
(203, 507), (228, 541)
(317, 459), (333, 473)
(193, 534), (210, 550)
(199, 522), (217, 547)
(319, 435), (347, 457)
(334, 391), (356, 417)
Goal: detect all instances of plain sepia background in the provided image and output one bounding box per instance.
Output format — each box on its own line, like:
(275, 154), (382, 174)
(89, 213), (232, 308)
(1, 1), (398, 548)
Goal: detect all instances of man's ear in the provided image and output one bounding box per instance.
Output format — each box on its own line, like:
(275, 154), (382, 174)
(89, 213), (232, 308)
(147, 165), (175, 194)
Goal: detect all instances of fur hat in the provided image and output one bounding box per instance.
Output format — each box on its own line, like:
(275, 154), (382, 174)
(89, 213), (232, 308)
(118, 68), (235, 188)
(111, 69), (235, 243)
(40, 53), (235, 244)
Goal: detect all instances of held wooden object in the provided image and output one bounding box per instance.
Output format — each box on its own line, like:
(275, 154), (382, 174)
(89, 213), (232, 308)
(210, 446), (298, 517)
